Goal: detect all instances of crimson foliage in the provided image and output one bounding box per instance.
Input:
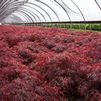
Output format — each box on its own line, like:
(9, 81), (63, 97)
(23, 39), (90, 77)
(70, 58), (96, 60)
(0, 25), (101, 101)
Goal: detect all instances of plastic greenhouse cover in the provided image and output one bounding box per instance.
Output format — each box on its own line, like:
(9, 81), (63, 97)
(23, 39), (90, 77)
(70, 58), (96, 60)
(1, 0), (101, 23)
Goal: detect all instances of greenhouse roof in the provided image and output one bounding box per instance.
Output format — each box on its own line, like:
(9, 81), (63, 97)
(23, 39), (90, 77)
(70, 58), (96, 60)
(0, 0), (101, 23)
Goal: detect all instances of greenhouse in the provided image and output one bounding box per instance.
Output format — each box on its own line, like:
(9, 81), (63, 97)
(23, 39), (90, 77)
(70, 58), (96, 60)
(0, 0), (101, 101)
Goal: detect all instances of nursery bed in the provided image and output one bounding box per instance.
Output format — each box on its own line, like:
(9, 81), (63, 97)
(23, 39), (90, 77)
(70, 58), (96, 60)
(0, 25), (101, 101)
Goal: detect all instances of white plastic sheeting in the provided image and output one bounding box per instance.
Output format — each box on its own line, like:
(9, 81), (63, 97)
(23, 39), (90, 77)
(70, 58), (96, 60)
(0, 0), (28, 22)
(1, 0), (101, 23)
